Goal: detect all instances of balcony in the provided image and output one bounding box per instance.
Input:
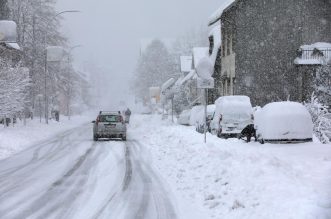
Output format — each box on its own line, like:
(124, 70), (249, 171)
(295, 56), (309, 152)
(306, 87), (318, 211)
(295, 47), (331, 65)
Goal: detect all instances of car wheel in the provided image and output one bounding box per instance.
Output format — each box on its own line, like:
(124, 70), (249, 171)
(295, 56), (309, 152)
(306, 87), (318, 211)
(122, 136), (127, 141)
(93, 135), (98, 141)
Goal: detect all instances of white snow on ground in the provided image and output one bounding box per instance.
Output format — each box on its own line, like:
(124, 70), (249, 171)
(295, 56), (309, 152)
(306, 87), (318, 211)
(129, 114), (331, 219)
(0, 114), (92, 161)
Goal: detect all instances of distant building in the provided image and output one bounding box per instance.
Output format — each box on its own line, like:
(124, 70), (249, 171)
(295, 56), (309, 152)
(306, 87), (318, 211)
(209, 0), (331, 106)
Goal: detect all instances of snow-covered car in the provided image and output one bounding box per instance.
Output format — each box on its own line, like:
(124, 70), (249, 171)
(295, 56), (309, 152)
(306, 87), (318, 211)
(189, 105), (204, 126)
(177, 109), (191, 126)
(255, 102), (313, 144)
(195, 104), (216, 133)
(210, 96), (253, 138)
(92, 111), (127, 141)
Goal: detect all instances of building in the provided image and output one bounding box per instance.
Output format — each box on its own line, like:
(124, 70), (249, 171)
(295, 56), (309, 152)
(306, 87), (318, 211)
(208, 24), (222, 103)
(209, 0), (331, 106)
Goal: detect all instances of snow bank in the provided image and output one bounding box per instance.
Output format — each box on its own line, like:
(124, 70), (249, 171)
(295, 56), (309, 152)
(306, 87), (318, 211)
(130, 115), (331, 219)
(0, 114), (92, 161)
(255, 102), (313, 141)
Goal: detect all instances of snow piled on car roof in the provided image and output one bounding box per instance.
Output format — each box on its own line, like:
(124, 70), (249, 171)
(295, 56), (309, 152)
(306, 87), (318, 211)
(255, 101), (313, 140)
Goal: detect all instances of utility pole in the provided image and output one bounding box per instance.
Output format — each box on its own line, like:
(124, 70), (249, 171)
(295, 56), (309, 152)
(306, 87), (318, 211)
(43, 10), (80, 124)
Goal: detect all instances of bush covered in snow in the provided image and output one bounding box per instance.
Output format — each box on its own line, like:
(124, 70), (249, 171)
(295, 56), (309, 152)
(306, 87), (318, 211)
(304, 95), (331, 144)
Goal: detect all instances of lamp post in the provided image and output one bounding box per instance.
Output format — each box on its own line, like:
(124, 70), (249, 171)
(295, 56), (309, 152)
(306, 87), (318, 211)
(65, 45), (82, 120)
(44, 10), (80, 124)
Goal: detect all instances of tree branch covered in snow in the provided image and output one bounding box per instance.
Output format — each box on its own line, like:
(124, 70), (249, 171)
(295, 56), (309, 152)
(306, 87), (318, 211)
(314, 64), (331, 105)
(0, 59), (31, 117)
(304, 94), (331, 144)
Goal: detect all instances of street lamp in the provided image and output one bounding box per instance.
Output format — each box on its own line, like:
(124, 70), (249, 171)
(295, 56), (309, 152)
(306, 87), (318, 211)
(44, 10), (80, 124)
(65, 44), (83, 120)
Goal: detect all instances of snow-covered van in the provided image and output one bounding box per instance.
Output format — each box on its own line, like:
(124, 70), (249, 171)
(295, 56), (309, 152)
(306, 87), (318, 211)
(255, 102), (313, 144)
(210, 96), (253, 138)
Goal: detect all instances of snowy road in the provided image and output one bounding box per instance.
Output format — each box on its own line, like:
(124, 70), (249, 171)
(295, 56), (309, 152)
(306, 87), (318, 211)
(0, 124), (177, 219)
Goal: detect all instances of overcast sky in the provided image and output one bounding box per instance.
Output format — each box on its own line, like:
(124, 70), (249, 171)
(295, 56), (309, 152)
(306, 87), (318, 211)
(56, 0), (223, 104)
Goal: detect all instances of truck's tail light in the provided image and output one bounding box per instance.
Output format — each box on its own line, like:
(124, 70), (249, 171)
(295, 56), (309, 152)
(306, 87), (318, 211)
(96, 116), (100, 125)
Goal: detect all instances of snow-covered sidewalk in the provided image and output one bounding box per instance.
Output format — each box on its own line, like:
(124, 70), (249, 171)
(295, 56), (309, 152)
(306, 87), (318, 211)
(129, 114), (331, 219)
(0, 114), (92, 161)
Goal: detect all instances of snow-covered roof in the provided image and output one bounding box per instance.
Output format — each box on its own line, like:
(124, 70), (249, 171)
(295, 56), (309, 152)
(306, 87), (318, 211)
(0, 21), (20, 50)
(180, 56), (193, 73)
(208, 0), (236, 26)
(192, 47), (209, 69)
(208, 24), (221, 66)
(294, 42), (331, 65)
(215, 95), (252, 115)
(178, 69), (196, 86)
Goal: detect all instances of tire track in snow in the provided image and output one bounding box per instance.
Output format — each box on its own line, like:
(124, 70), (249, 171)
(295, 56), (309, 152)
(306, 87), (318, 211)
(1, 142), (97, 219)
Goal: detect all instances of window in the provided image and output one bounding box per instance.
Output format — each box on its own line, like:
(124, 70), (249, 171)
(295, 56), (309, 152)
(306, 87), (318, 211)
(99, 115), (121, 122)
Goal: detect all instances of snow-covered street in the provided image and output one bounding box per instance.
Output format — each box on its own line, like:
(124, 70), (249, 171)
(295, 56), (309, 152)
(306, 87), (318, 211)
(0, 114), (330, 219)
(0, 117), (178, 219)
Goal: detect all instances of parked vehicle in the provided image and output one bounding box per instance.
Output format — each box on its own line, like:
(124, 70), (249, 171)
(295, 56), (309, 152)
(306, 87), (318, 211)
(210, 96), (253, 138)
(189, 105), (204, 126)
(177, 109), (191, 126)
(195, 104), (216, 133)
(255, 102), (313, 144)
(92, 111), (127, 141)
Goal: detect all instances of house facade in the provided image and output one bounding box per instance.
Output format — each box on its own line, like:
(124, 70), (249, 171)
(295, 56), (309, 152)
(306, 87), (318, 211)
(208, 25), (222, 104)
(211, 0), (331, 106)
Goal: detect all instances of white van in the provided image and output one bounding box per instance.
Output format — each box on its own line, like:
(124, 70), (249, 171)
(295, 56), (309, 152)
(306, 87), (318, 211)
(210, 96), (253, 138)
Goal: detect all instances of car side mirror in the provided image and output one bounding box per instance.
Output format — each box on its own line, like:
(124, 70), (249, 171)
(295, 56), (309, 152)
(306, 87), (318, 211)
(92, 121), (96, 123)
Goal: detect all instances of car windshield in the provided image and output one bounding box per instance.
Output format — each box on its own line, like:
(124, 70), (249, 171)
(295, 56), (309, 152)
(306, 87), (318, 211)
(99, 115), (121, 122)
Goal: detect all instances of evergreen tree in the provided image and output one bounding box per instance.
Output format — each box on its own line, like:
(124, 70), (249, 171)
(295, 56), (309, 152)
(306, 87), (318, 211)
(134, 39), (176, 99)
(0, 0), (10, 19)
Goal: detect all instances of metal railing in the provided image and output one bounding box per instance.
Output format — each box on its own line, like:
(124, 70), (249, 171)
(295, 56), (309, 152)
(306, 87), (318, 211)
(298, 48), (331, 62)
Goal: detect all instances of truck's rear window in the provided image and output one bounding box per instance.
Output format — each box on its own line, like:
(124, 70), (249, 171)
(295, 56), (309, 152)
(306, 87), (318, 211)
(99, 115), (121, 122)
